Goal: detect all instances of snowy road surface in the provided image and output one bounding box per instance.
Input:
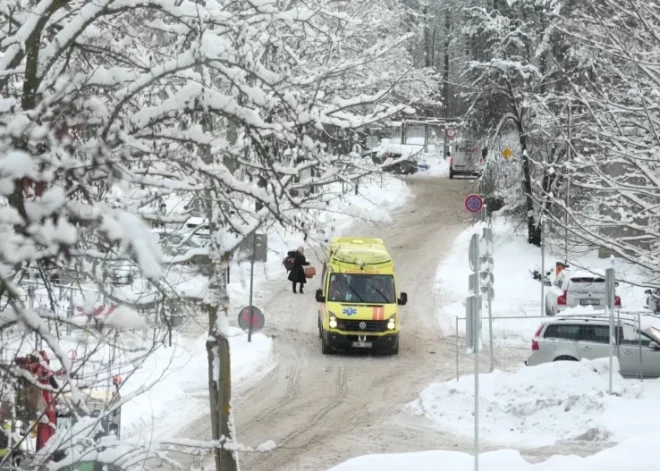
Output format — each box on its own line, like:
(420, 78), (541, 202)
(176, 177), (546, 470)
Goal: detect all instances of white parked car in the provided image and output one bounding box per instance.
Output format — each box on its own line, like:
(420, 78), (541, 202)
(544, 269), (620, 316)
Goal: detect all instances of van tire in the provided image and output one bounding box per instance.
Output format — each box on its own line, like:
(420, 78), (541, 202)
(554, 355), (578, 362)
(318, 317), (322, 338)
(321, 334), (331, 355)
(390, 343), (399, 355)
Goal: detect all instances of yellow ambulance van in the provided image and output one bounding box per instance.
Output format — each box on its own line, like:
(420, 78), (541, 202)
(315, 237), (407, 355)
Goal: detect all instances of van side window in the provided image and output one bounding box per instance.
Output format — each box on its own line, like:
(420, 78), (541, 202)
(544, 324), (580, 340)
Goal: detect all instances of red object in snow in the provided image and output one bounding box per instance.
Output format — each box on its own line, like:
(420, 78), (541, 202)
(74, 304), (118, 318)
(15, 351), (59, 451)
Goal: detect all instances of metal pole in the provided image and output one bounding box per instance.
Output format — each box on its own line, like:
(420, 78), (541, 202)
(606, 267), (615, 395)
(487, 296), (494, 373)
(474, 298), (480, 471)
(541, 217), (545, 316)
(616, 309), (621, 360)
(483, 206), (494, 373)
(456, 316), (459, 381)
(638, 312), (643, 382)
(247, 234), (257, 343)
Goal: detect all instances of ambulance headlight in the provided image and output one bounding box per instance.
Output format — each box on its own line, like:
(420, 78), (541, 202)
(329, 313), (338, 329)
(387, 317), (396, 330)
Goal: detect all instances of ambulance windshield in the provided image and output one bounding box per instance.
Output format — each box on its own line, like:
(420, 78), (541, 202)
(328, 274), (395, 304)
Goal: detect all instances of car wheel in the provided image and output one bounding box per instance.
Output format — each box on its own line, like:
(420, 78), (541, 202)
(321, 334), (331, 355)
(390, 342), (399, 355)
(554, 356), (578, 362)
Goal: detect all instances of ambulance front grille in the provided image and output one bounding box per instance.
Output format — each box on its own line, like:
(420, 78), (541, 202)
(337, 319), (388, 333)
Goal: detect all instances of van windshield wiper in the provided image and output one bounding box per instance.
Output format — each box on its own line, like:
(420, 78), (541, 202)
(367, 283), (391, 303)
(344, 282), (364, 303)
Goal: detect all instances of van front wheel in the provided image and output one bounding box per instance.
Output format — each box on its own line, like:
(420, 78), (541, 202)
(321, 334), (331, 355)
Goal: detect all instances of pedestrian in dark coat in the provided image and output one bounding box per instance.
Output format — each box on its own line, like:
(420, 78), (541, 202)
(287, 246), (309, 293)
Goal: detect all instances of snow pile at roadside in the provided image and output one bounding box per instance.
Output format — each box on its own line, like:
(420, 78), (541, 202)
(121, 327), (272, 439)
(417, 155), (449, 177)
(407, 358), (660, 447)
(328, 431), (660, 471)
(436, 218), (655, 345)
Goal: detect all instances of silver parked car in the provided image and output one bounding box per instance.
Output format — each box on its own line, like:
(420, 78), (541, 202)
(526, 316), (660, 378)
(544, 269), (621, 316)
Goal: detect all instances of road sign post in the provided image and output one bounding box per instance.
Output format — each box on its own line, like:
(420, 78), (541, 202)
(465, 194), (483, 227)
(239, 233), (267, 342)
(238, 306), (265, 333)
(468, 232), (481, 471)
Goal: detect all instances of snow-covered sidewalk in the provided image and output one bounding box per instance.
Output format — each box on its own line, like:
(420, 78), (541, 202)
(329, 431), (660, 471)
(121, 328), (272, 440)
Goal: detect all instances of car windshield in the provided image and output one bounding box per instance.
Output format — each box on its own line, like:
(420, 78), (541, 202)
(328, 274), (395, 304)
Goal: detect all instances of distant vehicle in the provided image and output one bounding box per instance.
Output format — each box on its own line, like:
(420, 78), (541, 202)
(449, 142), (484, 179)
(362, 149), (419, 175)
(645, 288), (660, 314)
(315, 237), (407, 355)
(543, 269), (621, 316)
(158, 232), (201, 256)
(183, 216), (210, 241)
(526, 316), (660, 378)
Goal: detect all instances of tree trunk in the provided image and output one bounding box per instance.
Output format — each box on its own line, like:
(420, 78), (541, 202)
(206, 301), (236, 471)
(519, 132), (539, 246)
(443, 9), (451, 117)
(423, 6), (431, 68)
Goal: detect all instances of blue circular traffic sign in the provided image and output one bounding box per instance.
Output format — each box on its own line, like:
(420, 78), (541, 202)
(465, 194), (483, 213)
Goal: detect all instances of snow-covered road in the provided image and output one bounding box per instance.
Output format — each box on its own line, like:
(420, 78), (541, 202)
(175, 177), (594, 470)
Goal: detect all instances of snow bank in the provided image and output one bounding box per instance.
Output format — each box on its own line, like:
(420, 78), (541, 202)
(121, 327), (272, 439)
(416, 155), (449, 177)
(407, 358), (660, 447)
(328, 431), (660, 471)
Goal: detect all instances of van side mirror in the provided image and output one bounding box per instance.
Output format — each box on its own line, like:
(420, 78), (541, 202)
(315, 289), (325, 303)
(398, 292), (408, 306)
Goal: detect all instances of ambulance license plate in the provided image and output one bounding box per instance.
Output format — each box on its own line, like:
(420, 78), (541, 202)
(352, 341), (372, 348)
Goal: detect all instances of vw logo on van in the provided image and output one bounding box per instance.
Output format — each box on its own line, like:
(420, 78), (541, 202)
(359, 322), (367, 330)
